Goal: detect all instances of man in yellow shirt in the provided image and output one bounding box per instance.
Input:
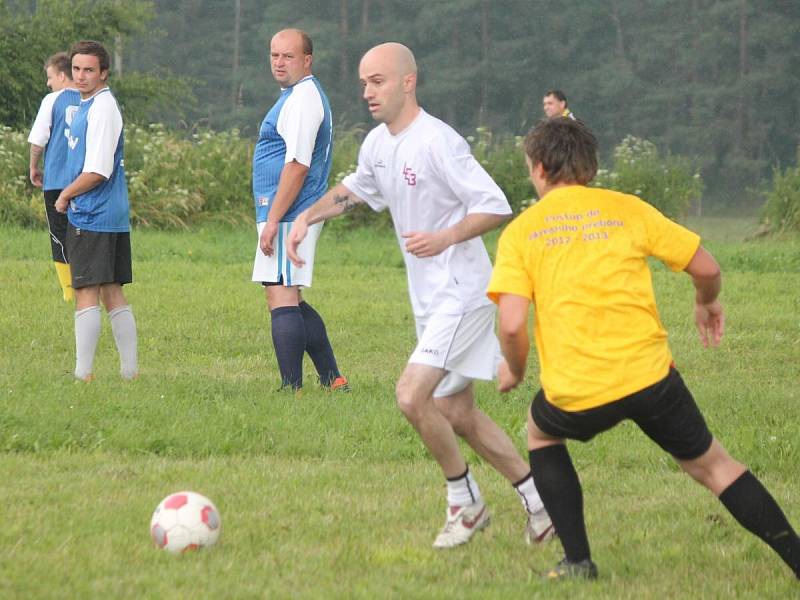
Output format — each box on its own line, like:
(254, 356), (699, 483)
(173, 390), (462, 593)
(488, 118), (800, 581)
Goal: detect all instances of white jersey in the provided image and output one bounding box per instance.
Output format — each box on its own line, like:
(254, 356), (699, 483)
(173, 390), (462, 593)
(343, 109), (511, 317)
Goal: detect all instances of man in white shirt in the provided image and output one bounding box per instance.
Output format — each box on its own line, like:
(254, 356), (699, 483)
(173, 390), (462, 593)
(287, 42), (553, 549)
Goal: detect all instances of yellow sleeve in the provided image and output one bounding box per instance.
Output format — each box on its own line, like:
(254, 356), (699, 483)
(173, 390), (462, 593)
(640, 202), (701, 271)
(487, 221), (534, 304)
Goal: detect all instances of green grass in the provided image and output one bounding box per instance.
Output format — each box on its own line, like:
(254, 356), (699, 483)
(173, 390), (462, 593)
(1, 219), (798, 598)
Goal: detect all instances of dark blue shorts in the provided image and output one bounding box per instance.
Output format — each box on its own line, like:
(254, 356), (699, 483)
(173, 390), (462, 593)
(531, 368), (713, 460)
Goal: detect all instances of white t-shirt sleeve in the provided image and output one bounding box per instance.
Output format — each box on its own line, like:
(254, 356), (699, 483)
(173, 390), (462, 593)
(27, 91), (59, 146)
(429, 133), (512, 216)
(276, 84), (323, 167)
(83, 93), (122, 178)
(341, 137), (386, 211)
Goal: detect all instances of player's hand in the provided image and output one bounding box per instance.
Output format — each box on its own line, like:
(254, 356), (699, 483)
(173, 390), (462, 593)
(287, 219), (308, 267)
(54, 193), (69, 213)
(497, 360), (523, 393)
(694, 300), (725, 348)
(30, 167), (43, 188)
(402, 230), (452, 258)
(259, 221), (279, 257)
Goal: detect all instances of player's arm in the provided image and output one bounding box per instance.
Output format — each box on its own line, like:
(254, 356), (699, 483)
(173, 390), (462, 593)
(286, 183), (366, 266)
(29, 144), (45, 187)
(684, 245), (724, 348)
(54, 172), (107, 213)
(403, 212), (511, 258)
(259, 160), (309, 256)
(496, 293), (531, 392)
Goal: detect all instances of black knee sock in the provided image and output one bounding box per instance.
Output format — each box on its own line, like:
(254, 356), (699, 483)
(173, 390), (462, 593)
(270, 306), (306, 389)
(530, 444), (591, 562)
(719, 471), (800, 578)
(299, 301), (341, 386)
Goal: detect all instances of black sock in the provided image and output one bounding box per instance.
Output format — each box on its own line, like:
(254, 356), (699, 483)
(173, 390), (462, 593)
(270, 306), (305, 389)
(719, 471), (800, 578)
(299, 301), (341, 386)
(530, 444), (591, 563)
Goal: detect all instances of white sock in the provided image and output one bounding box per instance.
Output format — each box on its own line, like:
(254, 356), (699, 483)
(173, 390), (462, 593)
(513, 472), (544, 514)
(109, 305), (138, 379)
(74, 305), (102, 380)
(446, 467), (482, 507)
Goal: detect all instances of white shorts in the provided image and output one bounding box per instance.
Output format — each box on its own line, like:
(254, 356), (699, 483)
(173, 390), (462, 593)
(410, 304), (502, 398)
(252, 221), (323, 287)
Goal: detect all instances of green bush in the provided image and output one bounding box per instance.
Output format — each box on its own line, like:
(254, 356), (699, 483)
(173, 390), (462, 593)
(593, 135), (703, 220)
(126, 124), (252, 228)
(0, 126), (45, 227)
(761, 163), (800, 233)
(468, 127), (534, 214)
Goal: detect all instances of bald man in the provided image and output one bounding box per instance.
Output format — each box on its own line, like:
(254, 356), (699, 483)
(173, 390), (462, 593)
(287, 43), (554, 549)
(251, 28), (347, 393)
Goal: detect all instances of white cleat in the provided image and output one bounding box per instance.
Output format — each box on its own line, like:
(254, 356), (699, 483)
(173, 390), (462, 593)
(525, 506), (556, 545)
(432, 502), (490, 549)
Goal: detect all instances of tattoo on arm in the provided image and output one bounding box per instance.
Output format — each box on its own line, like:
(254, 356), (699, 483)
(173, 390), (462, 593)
(333, 193), (358, 213)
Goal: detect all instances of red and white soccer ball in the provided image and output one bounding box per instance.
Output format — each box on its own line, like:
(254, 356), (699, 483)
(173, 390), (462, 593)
(150, 491), (221, 553)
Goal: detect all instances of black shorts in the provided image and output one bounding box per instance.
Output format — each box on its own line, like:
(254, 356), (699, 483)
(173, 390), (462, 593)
(531, 368), (713, 460)
(43, 189), (69, 263)
(66, 224), (133, 289)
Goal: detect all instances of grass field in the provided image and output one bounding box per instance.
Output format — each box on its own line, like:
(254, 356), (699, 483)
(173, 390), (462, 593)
(1, 218), (798, 598)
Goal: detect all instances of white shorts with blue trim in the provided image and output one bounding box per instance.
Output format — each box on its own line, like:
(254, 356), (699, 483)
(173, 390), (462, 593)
(252, 221), (323, 287)
(410, 304), (502, 398)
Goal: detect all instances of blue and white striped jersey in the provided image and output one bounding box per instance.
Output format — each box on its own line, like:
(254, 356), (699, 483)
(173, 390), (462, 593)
(66, 88), (130, 233)
(252, 75), (332, 223)
(28, 88), (81, 191)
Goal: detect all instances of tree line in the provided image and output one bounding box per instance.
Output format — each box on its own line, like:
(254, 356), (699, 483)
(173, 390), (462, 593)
(3, 0), (800, 208)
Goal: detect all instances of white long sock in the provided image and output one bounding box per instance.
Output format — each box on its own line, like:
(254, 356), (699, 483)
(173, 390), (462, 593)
(74, 305), (101, 380)
(109, 305), (138, 379)
(513, 472), (544, 514)
(446, 467), (482, 507)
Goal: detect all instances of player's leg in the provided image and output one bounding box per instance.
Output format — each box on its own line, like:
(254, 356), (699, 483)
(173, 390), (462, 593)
(101, 284), (138, 380)
(396, 362), (489, 548)
(678, 440), (800, 578)
(433, 382), (554, 544)
(635, 369), (800, 578)
(68, 225), (104, 381)
(43, 189), (72, 301)
(298, 295), (347, 390)
(527, 393), (597, 579)
(265, 283), (305, 390)
(98, 232), (137, 380)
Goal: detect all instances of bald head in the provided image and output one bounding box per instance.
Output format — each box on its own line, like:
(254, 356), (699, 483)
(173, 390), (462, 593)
(361, 42), (417, 78)
(358, 42), (420, 132)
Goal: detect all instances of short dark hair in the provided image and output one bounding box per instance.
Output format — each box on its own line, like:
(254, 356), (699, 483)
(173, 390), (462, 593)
(45, 52), (72, 78)
(524, 118), (598, 185)
(69, 40), (110, 72)
(544, 89), (568, 106)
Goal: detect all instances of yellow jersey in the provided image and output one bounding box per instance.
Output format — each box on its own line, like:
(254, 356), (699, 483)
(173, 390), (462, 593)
(487, 185), (700, 411)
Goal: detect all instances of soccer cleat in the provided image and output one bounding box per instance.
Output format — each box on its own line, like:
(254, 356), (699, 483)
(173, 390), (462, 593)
(525, 506), (556, 544)
(432, 502), (490, 549)
(329, 376), (350, 392)
(544, 558), (598, 581)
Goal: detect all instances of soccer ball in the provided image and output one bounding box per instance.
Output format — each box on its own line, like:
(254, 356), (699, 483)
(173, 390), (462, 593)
(150, 491), (221, 553)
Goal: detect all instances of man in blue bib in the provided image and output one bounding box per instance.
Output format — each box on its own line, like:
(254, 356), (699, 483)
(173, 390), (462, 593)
(55, 40), (137, 382)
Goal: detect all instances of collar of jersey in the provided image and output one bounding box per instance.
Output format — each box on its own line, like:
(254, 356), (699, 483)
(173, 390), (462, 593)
(280, 75), (314, 91)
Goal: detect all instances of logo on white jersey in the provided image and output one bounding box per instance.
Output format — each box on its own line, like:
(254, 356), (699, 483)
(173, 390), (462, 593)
(402, 163), (417, 186)
(375, 159), (386, 168)
(65, 105), (78, 125)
